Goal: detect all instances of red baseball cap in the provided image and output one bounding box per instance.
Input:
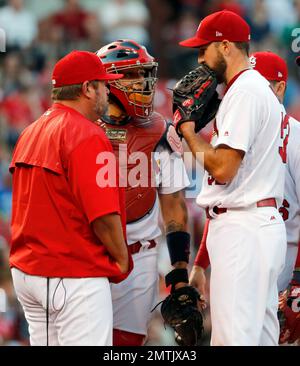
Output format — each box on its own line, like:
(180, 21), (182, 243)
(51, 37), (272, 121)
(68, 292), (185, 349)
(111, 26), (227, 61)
(179, 10), (251, 48)
(250, 51), (288, 83)
(52, 50), (123, 87)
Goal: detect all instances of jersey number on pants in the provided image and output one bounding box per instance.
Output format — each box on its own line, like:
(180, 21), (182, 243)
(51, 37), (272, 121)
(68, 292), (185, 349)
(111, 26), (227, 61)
(279, 199), (290, 221)
(279, 113), (290, 164)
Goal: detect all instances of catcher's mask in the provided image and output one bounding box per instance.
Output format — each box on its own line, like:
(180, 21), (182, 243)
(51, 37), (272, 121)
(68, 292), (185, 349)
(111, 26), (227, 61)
(96, 39), (158, 118)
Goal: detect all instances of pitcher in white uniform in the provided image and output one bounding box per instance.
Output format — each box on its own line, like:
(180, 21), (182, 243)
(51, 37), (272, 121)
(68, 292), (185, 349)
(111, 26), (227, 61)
(175, 10), (287, 346)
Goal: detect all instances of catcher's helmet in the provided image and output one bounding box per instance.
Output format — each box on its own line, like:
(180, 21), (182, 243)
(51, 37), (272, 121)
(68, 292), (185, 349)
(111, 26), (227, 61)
(96, 39), (158, 118)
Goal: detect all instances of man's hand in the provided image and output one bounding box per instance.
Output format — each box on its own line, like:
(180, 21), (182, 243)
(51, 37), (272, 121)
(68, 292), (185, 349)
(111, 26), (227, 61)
(92, 213), (129, 273)
(179, 121), (197, 137)
(115, 258), (130, 274)
(189, 265), (207, 309)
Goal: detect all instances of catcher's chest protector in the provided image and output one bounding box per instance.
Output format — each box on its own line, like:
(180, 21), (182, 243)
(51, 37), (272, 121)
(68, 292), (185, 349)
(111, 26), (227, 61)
(101, 112), (167, 223)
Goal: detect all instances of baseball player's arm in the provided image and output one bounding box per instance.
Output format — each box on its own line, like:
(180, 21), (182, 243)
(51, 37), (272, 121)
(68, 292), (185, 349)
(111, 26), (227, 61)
(157, 144), (191, 289)
(159, 190), (193, 290)
(159, 190), (188, 232)
(189, 219), (210, 302)
(180, 122), (244, 183)
(159, 189), (188, 269)
(92, 213), (129, 273)
(179, 90), (262, 182)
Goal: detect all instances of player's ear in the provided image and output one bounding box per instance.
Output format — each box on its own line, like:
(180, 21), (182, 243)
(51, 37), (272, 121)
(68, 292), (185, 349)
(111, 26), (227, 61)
(279, 81), (287, 95)
(279, 81), (287, 103)
(274, 81), (286, 103)
(220, 40), (231, 56)
(82, 80), (92, 99)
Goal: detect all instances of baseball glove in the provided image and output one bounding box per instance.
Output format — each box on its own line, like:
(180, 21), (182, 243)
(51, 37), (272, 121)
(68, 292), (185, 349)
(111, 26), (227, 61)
(173, 64), (220, 137)
(160, 285), (204, 346)
(278, 274), (300, 344)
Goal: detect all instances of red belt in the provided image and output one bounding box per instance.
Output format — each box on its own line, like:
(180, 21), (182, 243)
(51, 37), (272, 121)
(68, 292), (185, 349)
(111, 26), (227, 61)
(205, 198), (277, 219)
(128, 240), (157, 255)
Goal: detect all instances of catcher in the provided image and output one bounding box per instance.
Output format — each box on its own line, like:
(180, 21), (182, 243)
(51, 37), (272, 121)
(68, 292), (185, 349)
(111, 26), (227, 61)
(96, 40), (203, 346)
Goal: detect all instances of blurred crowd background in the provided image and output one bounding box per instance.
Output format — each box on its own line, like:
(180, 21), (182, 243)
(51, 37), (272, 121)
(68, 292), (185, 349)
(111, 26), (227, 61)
(1, 0), (300, 346)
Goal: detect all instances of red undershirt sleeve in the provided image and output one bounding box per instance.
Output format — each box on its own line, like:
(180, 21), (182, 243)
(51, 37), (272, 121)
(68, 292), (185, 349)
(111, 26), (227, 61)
(194, 218), (210, 270)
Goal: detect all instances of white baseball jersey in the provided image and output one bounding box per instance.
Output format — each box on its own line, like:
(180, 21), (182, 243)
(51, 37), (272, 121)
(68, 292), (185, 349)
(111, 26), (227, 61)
(280, 107), (300, 246)
(277, 108), (300, 291)
(197, 69), (285, 209)
(126, 142), (190, 244)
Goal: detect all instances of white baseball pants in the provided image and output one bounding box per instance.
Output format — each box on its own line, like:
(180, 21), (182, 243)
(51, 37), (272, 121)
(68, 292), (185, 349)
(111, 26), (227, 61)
(11, 267), (113, 346)
(206, 206), (286, 346)
(111, 246), (159, 335)
(277, 243), (298, 293)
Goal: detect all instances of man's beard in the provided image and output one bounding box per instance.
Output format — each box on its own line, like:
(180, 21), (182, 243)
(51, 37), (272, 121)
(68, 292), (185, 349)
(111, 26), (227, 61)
(212, 51), (227, 84)
(94, 91), (108, 118)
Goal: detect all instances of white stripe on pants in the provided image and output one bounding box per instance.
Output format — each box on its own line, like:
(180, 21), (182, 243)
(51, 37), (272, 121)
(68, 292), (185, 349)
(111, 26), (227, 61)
(206, 207), (286, 346)
(11, 268), (113, 346)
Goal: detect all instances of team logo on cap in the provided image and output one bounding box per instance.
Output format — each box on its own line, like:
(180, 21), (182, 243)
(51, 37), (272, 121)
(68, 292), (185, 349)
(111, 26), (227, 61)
(52, 79), (56, 85)
(249, 55), (256, 69)
(216, 31), (223, 37)
(278, 72), (283, 78)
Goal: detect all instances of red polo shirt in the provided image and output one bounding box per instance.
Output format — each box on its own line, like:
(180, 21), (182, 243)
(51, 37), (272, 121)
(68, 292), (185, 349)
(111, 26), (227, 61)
(9, 103), (131, 280)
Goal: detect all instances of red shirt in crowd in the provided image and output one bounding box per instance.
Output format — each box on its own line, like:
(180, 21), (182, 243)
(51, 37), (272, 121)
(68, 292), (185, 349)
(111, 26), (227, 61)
(52, 8), (89, 40)
(9, 103), (131, 281)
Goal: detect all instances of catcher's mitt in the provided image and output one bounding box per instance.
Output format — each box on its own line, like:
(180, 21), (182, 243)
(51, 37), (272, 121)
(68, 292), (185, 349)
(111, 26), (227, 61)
(173, 64), (220, 137)
(160, 286), (204, 346)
